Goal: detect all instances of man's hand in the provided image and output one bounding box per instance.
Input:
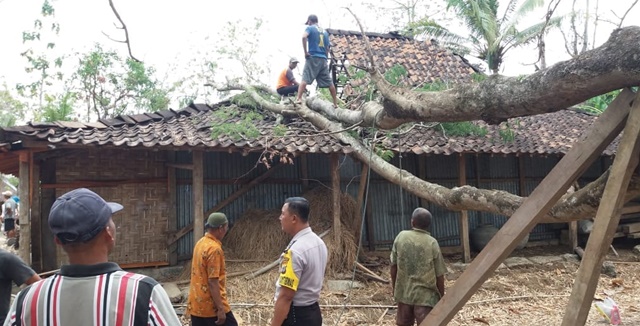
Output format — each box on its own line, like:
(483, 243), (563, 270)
(215, 309), (226, 325)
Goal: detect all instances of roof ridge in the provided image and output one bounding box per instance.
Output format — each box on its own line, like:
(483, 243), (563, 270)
(326, 28), (413, 41)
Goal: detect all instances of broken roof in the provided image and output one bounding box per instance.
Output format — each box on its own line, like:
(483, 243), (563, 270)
(327, 29), (478, 85)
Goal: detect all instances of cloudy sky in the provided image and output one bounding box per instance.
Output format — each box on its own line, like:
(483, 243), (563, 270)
(0, 0), (638, 95)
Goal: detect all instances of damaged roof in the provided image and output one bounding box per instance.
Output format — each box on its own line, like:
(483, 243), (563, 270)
(0, 102), (618, 158)
(327, 29), (478, 85)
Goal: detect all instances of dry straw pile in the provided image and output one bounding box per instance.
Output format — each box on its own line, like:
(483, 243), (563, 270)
(224, 187), (361, 273)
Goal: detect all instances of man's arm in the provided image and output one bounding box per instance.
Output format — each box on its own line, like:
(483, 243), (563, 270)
(285, 69), (298, 85)
(390, 264), (397, 293)
(436, 275), (445, 297)
(7, 253), (39, 287)
(208, 278), (226, 325)
(302, 30), (310, 58)
(148, 285), (182, 326)
(271, 287), (295, 326)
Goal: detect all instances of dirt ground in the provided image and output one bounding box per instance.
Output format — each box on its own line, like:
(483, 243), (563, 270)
(200, 243), (640, 326)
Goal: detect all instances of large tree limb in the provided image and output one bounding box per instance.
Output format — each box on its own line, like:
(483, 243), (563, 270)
(239, 85), (640, 223)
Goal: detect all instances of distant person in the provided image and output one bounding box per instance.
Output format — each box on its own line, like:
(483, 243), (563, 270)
(1, 191), (17, 241)
(390, 208), (446, 326)
(271, 197), (327, 326)
(0, 249), (40, 323)
(295, 14), (339, 108)
(277, 58), (300, 97)
(3, 188), (181, 326)
(187, 212), (237, 326)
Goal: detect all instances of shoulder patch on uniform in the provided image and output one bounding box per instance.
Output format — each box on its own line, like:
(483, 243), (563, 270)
(278, 249), (299, 291)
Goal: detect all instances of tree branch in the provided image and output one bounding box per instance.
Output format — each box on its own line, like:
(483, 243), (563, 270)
(107, 0), (141, 63)
(615, 0), (639, 28)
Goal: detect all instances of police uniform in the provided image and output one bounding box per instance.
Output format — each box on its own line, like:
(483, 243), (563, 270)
(274, 227), (328, 326)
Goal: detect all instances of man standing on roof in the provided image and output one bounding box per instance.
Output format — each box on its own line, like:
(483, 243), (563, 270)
(390, 207), (447, 326)
(295, 14), (339, 108)
(1, 191), (17, 242)
(277, 58), (300, 97)
(271, 197), (327, 326)
(4, 188), (181, 326)
(187, 212), (238, 326)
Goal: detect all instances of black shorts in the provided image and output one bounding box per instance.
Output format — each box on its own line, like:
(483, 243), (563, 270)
(282, 302), (322, 326)
(3, 219), (15, 231)
(191, 311), (238, 326)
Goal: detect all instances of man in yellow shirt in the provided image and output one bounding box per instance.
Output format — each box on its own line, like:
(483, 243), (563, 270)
(187, 212), (237, 326)
(276, 58), (300, 96)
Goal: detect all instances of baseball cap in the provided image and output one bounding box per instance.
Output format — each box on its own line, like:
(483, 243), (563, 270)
(305, 14), (318, 25)
(206, 212), (228, 228)
(290, 57), (299, 64)
(48, 188), (123, 244)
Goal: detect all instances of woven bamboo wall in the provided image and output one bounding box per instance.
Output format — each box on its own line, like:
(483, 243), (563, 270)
(53, 148), (169, 266)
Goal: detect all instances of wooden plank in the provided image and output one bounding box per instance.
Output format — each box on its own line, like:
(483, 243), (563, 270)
(621, 204), (640, 215)
(165, 163), (193, 170)
(458, 154), (471, 263)
(300, 154), (309, 192)
(422, 89), (636, 326)
(166, 163), (286, 245)
(569, 221), (579, 250)
(627, 233), (640, 239)
(355, 161), (369, 243)
(621, 222), (640, 234)
(120, 261), (170, 269)
(561, 90), (640, 326)
(330, 154), (341, 244)
(18, 156), (30, 264)
(192, 151), (204, 241)
(167, 151), (178, 266)
(39, 158), (57, 271)
(40, 178), (166, 189)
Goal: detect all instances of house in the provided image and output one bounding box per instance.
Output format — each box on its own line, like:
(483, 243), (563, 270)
(0, 98), (627, 271)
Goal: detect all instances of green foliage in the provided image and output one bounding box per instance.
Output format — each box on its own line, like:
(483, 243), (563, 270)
(418, 81), (451, 92)
(577, 89), (622, 115)
(0, 86), (25, 127)
(273, 124), (288, 137)
(472, 73), (487, 82)
(416, 0), (558, 73)
(384, 64), (408, 86)
(210, 107), (263, 141)
(375, 146), (395, 161)
(40, 92), (76, 122)
(71, 44), (170, 119)
(498, 124), (516, 142)
(440, 121), (487, 137)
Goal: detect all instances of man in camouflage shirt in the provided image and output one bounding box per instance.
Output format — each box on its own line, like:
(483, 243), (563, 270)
(390, 208), (446, 326)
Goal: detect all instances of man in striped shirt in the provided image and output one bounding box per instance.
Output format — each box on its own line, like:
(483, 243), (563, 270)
(3, 188), (181, 326)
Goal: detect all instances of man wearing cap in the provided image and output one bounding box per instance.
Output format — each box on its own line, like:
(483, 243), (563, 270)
(271, 197), (327, 326)
(187, 212), (237, 326)
(1, 191), (18, 241)
(295, 14), (339, 108)
(276, 58), (300, 97)
(3, 188), (181, 326)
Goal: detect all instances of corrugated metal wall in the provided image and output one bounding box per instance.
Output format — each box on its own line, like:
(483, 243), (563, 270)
(174, 151), (606, 258)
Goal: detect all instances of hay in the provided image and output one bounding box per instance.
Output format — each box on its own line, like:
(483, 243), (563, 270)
(223, 187), (361, 272)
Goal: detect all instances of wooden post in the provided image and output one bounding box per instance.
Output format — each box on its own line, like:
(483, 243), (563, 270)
(568, 220), (579, 249)
(355, 162), (369, 243)
(561, 91), (640, 326)
(300, 154), (310, 192)
(421, 89), (636, 326)
(167, 151), (178, 266)
(18, 152), (30, 264)
(40, 158), (57, 271)
(458, 154), (471, 263)
(192, 151), (204, 241)
(30, 160), (42, 272)
(330, 154), (341, 244)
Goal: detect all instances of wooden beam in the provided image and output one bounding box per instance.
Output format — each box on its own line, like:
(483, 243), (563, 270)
(166, 163), (193, 170)
(355, 161), (369, 243)
(40, 178), (166, 189)
(192, 151), (204, 241)
(30, 161), (42, 272)
(330, 154), (341, 244)
(561, 90), (640, 326)
(167, 152), (178, 266)
(569, 220), (579, 250)
(458, 154), (471, 263)
(300, 154), (309, 192)
(40, 159), (57, 271)
(18, 153), (30, 264)
(167, 163), (286, 245)
(422, 88), (637, 326)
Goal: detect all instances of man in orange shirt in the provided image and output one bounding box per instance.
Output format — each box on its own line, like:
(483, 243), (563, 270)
(187, 212), (237, 326)
(276, 58), (300, 96)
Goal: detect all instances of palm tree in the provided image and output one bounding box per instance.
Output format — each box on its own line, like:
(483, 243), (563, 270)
(412, 0), (561, 74)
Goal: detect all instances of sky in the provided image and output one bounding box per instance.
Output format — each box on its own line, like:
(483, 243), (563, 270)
(0, 0), (639, 106)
